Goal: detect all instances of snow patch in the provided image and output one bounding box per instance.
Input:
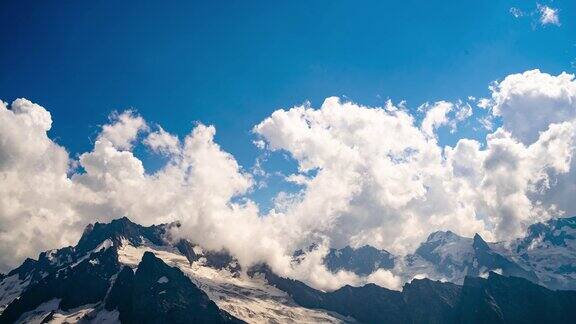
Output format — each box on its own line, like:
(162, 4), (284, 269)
(14, 300), (117, 324)
(0, 274), (30, 314)
(94, 239), (114, 252)
(157, 276), (169, 284)
(192, 245), (204, 255)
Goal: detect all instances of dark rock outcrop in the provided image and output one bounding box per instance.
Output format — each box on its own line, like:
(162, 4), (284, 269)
(458, 272), (576, 324)
(106, 251), (243, 324)
(76, 216), (169, 254)
(251, 264), (409, 323)
(6, 258), (37, 281)
(324, 245), (395, 276)
(0, 247), (120, 323)
(252, 265), (576, 324)
(402, 278), (461, 324)
(472, 234), (538, 282)
(176, 239), (240, 273)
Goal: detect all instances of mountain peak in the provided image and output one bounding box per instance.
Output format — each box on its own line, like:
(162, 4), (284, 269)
(1, 216), (576, 323)
(324, 244), (394, 276)
(7, 258), (37, 280)
(122, 251), (242, 323)
(110, 216), (135, 225)
(472, 233), (489, 250)
(426, 230), (461, 243)
(75, 217), (168, 254)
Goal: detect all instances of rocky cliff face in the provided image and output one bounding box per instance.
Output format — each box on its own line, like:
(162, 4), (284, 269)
(105, 252), (242, 324)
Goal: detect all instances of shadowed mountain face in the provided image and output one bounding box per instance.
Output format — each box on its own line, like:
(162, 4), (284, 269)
(0, 218), (244, 323)
(471, 234), (538, 281)
(0, 247), (121, 323)
(76, 217), (171, 254)
(458, 273), (576, 324)
(252, 264), (576, 324)
(106, 252), (242, 324)
(324, 245), (395, 276)
(1, 216), (576, 323)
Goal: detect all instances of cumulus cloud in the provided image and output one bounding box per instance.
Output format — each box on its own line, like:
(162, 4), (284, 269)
(1, 69), (576, 293)
(254, 95), (575, 257)
(367, 269), (402, 290)
(98, 110), (148, 150)
(0, 99), (77, 271)
(421, 101), (453, 137)
(489, 69), (576, 144)
(0, 101), (256, 273)
(144, 126), (180, 155)
(537, 4), (560, 26)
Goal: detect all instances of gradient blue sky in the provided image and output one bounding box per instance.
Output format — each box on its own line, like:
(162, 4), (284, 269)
(1, 0), (574, 208)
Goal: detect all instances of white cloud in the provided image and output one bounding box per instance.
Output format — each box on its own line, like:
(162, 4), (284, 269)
(421, 101), (453, 138)
(490, 69), (576, 144)
(478, 115), (494, 131)
(0, 102), (256, 273)
(273, 241), (402, 291)
(1, 69), (576, 292)
(254, 96), (575, 258)
(477, 98), (491, 109)
(0, 99), (76, 271)
(510, 7), (524, 18)
(450, 101), (473, 133)
(98, 110), (148, 150)
(366, 269), (402, 290)
(144, 126), (180, 155)
(537, 4), (560, 26)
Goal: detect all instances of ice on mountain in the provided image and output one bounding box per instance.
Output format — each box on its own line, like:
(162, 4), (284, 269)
(117, 241), (345, 323)
(157, 276), (169, 284)
(0, 274), (30, 315)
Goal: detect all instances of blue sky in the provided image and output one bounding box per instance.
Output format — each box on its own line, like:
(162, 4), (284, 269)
(1, 0), (574, 208)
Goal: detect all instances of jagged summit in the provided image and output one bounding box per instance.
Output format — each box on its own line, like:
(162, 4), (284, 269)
(175, 239), (240, 273)
(6, 258), (37, 280)
(425, 230), (462, 243)
(472, 233), (490, 250)
(76, 216), (170, 253)
(406, 227), (541, 286)
(324, 245), (395, 275)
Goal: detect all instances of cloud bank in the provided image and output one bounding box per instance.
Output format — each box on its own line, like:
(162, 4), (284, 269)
(1, 69), (575, 291)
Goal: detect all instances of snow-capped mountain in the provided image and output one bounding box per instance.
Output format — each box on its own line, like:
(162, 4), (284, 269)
(508, 216), (576, 290)
(322, 217), (575, 291)
(252, 263), (576, 323)
(1, 216), (575, 323)
(395, 230), (537, 286)
(0, 218), (348, 323)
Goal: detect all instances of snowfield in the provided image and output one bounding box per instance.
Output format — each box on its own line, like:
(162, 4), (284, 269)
(117, 240), (350, 323)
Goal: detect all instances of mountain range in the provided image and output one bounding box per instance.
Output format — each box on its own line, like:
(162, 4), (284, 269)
(0, 216), (575, 323)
